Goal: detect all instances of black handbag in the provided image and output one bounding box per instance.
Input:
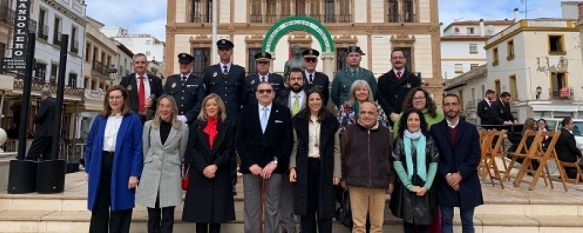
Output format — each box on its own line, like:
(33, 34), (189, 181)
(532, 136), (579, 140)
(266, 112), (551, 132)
(335, 190), (353, 229)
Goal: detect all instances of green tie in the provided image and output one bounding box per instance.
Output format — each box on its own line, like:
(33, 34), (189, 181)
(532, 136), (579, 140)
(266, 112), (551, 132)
(292, 95), (300, 116)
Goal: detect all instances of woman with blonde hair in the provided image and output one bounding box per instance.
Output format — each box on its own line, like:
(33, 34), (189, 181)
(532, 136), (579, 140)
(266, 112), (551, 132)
(337, 80), (389, 127)
(182, 94), (235, 233)
(136, 94), (189, 233)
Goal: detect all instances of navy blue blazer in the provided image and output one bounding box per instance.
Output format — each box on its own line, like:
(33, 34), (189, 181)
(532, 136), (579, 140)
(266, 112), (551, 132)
(430, 119), (483, 209)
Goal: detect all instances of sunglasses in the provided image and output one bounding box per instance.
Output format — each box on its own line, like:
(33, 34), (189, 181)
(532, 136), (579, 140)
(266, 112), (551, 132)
(305, 58), (317, 63)
(257, 89), (273, 94)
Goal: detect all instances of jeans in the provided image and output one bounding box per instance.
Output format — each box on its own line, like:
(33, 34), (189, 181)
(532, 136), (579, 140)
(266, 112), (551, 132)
(440, 206), (475, 233)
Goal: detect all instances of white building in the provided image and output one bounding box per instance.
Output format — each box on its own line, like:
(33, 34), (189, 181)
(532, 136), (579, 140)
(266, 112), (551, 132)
(562, 1), (583, 19)
(113, 42), (134, 84)
(445, 18), (583, 123)
(440, 19), (514, 79)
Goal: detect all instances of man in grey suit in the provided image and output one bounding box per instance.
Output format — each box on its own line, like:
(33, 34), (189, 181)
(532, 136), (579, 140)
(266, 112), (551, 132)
(331, 45), (377, 107)
(237, 82), (293, 233)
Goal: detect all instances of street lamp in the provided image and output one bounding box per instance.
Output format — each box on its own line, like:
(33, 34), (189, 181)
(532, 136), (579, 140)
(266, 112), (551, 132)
(106, 65), (117, 86)
(536, 86), (542, 100)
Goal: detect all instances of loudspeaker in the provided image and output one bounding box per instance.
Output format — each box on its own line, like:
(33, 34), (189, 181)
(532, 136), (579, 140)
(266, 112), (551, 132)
(36, 160), (66, 194)
(7, 160), (38, 194)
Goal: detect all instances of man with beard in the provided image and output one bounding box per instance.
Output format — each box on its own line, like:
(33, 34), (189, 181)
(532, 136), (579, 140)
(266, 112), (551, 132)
(492, 92), (517, 125)
(274, 67), (306, 233)
(302, 48), (330, 106)
(377, 50), (421, 124)
(430, 94), (483, 233)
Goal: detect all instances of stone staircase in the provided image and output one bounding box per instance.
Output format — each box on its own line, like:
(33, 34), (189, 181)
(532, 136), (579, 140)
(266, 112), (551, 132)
(1, 172), (583, 233)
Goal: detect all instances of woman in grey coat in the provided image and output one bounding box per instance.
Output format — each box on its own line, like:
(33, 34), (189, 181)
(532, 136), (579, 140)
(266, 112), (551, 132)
(136, 95), (189, 233)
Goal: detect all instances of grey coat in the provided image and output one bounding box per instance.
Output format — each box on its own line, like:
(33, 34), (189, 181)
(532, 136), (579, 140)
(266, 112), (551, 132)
(135, 120), (189, 208)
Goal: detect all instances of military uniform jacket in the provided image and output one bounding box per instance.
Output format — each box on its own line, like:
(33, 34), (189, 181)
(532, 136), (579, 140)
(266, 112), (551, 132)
(304, 71), (330, 106)
(377, 69), (421, 116)
(331, 67), (377, 107)
(164, 74), (205, 123)
(203, 64), (246, 126)
(244, 73), (284, 106)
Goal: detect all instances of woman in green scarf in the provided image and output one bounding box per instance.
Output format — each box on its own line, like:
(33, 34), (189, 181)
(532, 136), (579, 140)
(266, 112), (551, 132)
(389, 108), (439, 233)
(392, 87), (444, 139)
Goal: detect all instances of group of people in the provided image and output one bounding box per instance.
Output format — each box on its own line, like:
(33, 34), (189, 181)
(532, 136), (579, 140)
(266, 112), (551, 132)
(84, 39), (484, 233)
(477, 89), (518, 127)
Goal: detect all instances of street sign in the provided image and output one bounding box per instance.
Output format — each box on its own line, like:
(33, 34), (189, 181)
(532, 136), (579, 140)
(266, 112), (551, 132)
(1, 58), (26, 71)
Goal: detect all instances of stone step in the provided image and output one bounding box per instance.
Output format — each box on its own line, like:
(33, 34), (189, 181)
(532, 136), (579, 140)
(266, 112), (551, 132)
(0, 209), (582, 233)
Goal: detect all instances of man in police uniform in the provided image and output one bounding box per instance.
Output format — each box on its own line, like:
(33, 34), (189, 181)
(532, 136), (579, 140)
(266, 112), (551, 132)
(164, 53), (205, 124)
(330, 45), (377, 108)
(244, 52), (284, 106)
(203, 38), (246, 195)
(302, 48), (330, 106)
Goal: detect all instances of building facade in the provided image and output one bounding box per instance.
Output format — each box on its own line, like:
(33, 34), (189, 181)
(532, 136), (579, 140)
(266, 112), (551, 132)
(0, 0), (14, 60)
(165, 0), (442, 97)
(445, 19), (583, 123)
(440, 19), (513, 79)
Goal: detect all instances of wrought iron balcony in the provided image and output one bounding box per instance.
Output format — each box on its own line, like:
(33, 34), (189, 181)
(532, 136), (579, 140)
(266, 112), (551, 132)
(92, 61), (110, 76)
(191, 13), (210, 23)
(71, 40), (79, 54)
(53, 32), (62, 46)
(38, 25), (49, 40)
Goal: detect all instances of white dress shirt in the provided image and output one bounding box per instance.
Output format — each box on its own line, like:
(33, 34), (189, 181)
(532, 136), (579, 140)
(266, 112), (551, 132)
(308, 117), (321, 158)
(220, 62), (231, 73)
(393, 68), (405, 77)
(135, 73), (152, 100)
(305, 71), (316, 83)
(103, 114), (123, 152)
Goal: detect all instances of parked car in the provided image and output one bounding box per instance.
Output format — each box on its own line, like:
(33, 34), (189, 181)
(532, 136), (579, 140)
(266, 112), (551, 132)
(544, 118), (583, 151)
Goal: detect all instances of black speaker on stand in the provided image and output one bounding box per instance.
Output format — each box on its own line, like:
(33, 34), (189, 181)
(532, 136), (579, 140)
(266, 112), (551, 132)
(7, 160), (38, 194)
(36, 160), (66, 193)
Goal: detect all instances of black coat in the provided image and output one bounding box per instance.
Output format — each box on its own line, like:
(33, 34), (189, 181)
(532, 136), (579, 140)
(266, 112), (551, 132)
(182, 120), (235, 223)
(244, 73), (285, 107)
(477, 99), (498, 125)
(164, 74), (205, 123)
(292, 111), (339, 218)
(34, 97), (56, 137)
(303, 71), (330, 106)
(203, 64), (246, 126)
(556, 128), (582, 163)
(119, 73), (164, 115)
(377, 69), (421, 116)
(491, 99), (515, 123)
(274, 89), (307, 111)
(237, 103), (293, 174)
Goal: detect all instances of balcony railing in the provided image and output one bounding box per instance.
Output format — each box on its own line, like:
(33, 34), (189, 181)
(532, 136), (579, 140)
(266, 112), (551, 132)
(248, 13), (351, 24)
(249, 14), (263, 23)
(190, 13), (210, 23)
(71, 40), (79, 54)
(53, 32), (62, 46)
(387, 13), (416, 23)
(0, 7), (14, 24)
(38, 25), (49, 40)
(92, 61), (110, 76)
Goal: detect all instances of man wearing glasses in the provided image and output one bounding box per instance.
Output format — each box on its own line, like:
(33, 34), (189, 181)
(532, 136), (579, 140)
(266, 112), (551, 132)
(237, 82), (293, 233)
(303, 48), (330, 106)
(244, 52), (284, 106)
(377, 49), (421, 124)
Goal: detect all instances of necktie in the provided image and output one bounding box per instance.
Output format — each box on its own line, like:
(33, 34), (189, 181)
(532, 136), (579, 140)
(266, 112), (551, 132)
(138, 75), (145, 113)
(261, 76), (266, 82)
(292, 95), (300, 116)
(223, 65), (228, 74)
(261, 107), (268, 133)
(309, 74), (313, 83)
(396, 71), (402, 79)
(181, 75), (187, 84)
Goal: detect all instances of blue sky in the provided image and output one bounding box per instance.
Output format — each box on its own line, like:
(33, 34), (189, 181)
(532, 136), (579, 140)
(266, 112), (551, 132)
(86, 0), (566, 42)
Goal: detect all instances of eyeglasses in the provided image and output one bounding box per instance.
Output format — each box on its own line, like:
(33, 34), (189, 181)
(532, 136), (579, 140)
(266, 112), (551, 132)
(257, 89), (273, 94)
(305, 59), (317, 63)
(391, 57), (405, 60)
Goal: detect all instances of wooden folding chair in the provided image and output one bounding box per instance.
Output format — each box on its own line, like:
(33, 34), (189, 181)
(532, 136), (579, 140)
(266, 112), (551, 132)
(503, 130), (541, 182)
(479, 129), (506, 188)
(558, 161), (583, 184)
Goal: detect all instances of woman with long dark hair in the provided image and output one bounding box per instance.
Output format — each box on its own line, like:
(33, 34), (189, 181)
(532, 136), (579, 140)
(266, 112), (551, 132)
(289, 87), (341, 233)
(182, 94), (235, 233)
(390, 108), (439, 233)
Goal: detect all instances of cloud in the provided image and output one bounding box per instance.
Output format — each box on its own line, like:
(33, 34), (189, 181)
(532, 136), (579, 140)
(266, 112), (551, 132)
(85, 0), (167, 41)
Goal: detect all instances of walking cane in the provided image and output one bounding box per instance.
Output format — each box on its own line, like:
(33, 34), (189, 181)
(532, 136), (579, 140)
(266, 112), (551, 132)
(258, 178), (266, 233)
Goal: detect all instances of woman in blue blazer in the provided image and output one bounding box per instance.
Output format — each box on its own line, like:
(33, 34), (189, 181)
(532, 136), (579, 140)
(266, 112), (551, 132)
(85, 85), (143, 233)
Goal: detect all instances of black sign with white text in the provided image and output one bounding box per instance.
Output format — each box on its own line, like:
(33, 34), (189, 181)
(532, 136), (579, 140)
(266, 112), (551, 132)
(2, 0), (31, 71)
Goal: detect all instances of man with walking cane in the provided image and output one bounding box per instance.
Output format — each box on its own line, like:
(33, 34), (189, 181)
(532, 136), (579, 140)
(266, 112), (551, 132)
(237, 82), (294, 233)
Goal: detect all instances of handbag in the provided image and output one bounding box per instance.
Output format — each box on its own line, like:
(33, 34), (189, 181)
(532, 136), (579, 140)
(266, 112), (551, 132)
(181, 164), (190, 191)
(335, 189), (353, 229)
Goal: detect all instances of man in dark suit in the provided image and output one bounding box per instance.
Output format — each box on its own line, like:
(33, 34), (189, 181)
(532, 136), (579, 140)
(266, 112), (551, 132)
(203, 39), (246, 126)
(119, 53), (163, 123)
(430, 94), (483, 233)
(244, 52), (285, 107)
(237, 82), (293, 233)
(556, 117), (583, 178)
(26, 88), (56, 161)
(477, 89), (497, 127)
(377, 49), (422, 124)
(164, 53), (205, 124)
(302, 48), (330, 106)
(492, 92), (517, 125)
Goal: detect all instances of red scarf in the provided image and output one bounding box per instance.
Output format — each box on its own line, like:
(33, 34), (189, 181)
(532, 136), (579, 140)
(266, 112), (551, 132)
(203, 117), (219, 149)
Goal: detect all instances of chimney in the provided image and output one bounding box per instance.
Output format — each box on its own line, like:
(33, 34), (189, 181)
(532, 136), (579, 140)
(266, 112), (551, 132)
(514, 8), (520, 22)
(578, 3), (583, 23)
(479, 19), (485, 37)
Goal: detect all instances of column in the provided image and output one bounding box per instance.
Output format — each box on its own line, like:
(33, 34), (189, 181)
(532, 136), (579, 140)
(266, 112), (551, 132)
(321, 51), (335, 80)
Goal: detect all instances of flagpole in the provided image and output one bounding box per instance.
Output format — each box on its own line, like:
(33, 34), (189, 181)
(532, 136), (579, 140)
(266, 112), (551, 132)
(211, 0), (218, 64)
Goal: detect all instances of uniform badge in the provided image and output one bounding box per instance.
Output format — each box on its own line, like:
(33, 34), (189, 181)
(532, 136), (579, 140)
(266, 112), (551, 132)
(251, 80), (256, 85)
(171, 82), (177, 88)
(213, 72), (218, 78)
(127, 85), (132, 91)
(406, 83), (412, 89)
